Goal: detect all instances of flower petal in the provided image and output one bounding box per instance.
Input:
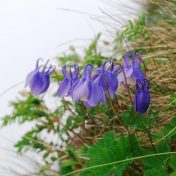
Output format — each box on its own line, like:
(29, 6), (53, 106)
(72, 78), (91, 102)
(134, 79), (150, 114)
(70, 65), (79, 83)
(86, 82), (102, 107)
(25, 69), (38, 87)
(104, 72), (118, 98)
(30, 72), (50, 95)
(132, 53), (145, 80)
(82, 64), (92, 80)
(62, 65), (69, 79)
(100, 86), (106, 105)
(57, 78), (72, 97)
(117, 67), (133, 83)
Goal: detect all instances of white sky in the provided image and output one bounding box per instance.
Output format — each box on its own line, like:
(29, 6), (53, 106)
(0, 0), (142, 174)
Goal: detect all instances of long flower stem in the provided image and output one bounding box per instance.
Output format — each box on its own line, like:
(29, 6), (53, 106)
(62, 97), (77, 117)
(121, 67), (133, 108)
(145, 113), (157, 154)
(117, 64), (133, 104)
(107, 91), (121, 125)
(116, 64), (135, 157)
(117, 63), (135, 124)
(145, 128), (157, 154)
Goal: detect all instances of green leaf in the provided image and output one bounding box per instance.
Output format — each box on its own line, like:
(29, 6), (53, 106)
(144, 168), (168, 176)
(67, 147), (78, 161)
(147, 106), (159, 128)
(60, 160), (76, 175)
(143, 155), (164, 169)
(168, 155), (176, 171)
(2, 94), (47, 125)
(129, 20), (134, 28)
(57, 54), (80, 65)
(84, 33), (105, 66)
(132, 114), (147, 130)
(120, 108), (133, 126)
(143, 141), (170, 176)
(130, 134), (142, 156)
(170, 171), (176, 176)
(157, 141), (170, 161)
(80, 131), (131, 176)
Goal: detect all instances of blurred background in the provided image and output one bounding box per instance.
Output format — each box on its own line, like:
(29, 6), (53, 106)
(0, 0), (143, 174)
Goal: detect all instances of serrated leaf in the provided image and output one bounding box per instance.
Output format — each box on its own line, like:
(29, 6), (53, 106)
(143, 141), (169, 175)
(157, 141), (170, 161)
(80, 131), (131, 176)
(132, 114), (147, 130)
(121, 108), (133, 126)
(143, 155), (164, 169)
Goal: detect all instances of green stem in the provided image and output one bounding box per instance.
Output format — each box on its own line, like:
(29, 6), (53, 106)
(117, 63), (134, 123)
(145, 112), (157, 154)
(107, 91), (121, 125)
(145, 128), (157, 154)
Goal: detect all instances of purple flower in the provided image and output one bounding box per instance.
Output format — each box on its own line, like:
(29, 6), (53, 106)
(57, 64), (79, 97)
(26, 59), (53, 95)
(85, 61), (118, 107)
(134, 79), (150, 114)
(131, 53), (145, 80)
(101, 61), (118, 98)
(117, 52), (144, 84)
(85, 72), (106, 107)
(72, 64), (93, 102)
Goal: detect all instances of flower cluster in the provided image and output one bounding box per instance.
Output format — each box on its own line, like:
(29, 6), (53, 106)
(117, 52), (145, 84)
(26, 52), (150, 114)
(118, 52), (150, 114)
(58, 61), (119, 107)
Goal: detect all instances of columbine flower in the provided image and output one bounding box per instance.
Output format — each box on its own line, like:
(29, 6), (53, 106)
(117, 52), (144, 84)
(84, 72), (106, 107)
(72, 64), (93, 102)
(101, 61), (118, 98)
(131, 52), (145, 80)
(134, 79), (150, 114)
(26, 59), (53, 95)
(57, 64), (79, 97)
(85, 61), (118, 107)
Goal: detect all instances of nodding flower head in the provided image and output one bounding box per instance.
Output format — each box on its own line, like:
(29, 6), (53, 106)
(26, 58), (54, 95)
(84, 68), (105, 107)
(134, 79), (150, 114)
(131, 52), (144, 80)
(117, 52), (144, 84)
(57, 64), (79, 97)
(101, 60), (118, 98)
(72, 64), (93, 102)
(84, 60), (119, 107)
